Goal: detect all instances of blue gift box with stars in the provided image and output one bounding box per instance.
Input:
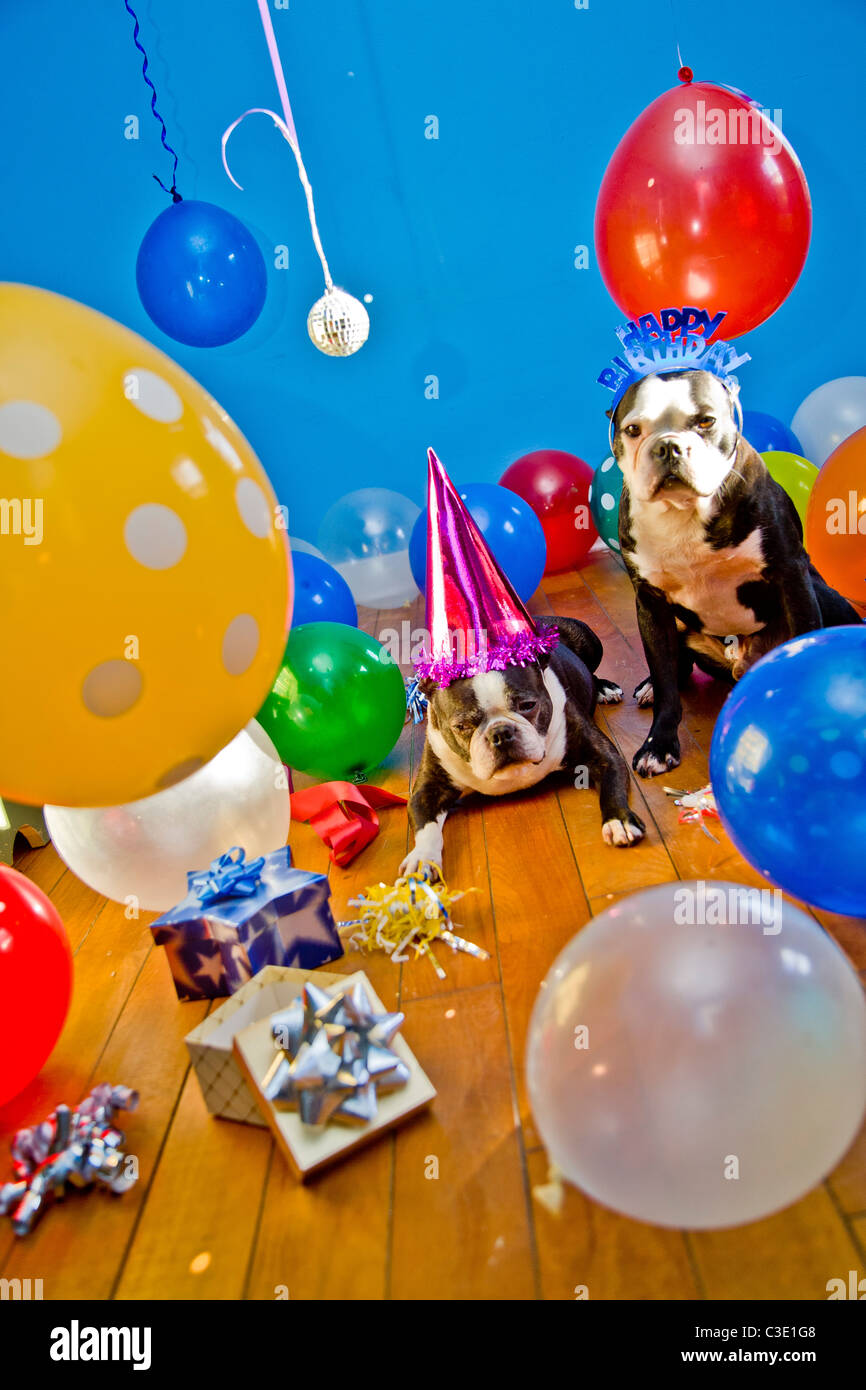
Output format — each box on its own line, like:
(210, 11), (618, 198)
(151, 845), (343, 1001)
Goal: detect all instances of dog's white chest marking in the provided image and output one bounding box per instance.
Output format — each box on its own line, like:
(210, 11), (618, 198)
(428, 667), (569, 797)
(630, 504), (766, 636)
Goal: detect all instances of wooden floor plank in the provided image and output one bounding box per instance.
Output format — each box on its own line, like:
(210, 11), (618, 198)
(826, 1118), (866, 1218)
(244, 1134), (392, 1301)
(527, 1148), (702, 1300)
(113, 1070), (272, 1301)
(389, 986), (536, 1300)
(689, 1185), (864, 1301)
(482, 781), (592, 1152)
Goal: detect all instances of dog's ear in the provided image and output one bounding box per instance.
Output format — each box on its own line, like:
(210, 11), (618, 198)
(725, 380), (742, 430)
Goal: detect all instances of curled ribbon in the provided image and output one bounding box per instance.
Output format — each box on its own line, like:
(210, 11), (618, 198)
(190, 847), (266, 906)
(664, 784), (720, 843)
(341, 861), (489, 981)
(405, 676), (428, 725)
(2, 1084), (139, 1236)
(290, 783), (407, 868)
(221, 0), (333, 290)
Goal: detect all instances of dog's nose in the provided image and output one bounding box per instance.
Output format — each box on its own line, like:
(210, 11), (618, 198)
(651, 437), (682, 468)
(487, 722), (515, 749)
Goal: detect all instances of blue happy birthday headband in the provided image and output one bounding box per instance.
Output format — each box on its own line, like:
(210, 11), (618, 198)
(598, 307), (751, 412)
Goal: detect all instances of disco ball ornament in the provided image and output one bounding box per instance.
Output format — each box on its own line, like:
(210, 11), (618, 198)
(307, 287), (370, 357)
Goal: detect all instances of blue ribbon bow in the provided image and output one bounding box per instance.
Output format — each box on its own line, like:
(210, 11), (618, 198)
(190, 847), (266, 906)
(405, 676), (428, 725)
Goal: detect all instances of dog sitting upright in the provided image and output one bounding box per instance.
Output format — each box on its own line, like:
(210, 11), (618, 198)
(599, 308), (862, 777)
(401, 449), (644, 874)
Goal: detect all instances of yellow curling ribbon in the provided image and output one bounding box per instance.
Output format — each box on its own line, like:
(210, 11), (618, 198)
(340, 862), (488, 980)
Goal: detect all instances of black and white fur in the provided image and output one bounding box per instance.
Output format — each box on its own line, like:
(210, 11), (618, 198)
(402, 617), (645, 873)
(611, 369), (862, 777)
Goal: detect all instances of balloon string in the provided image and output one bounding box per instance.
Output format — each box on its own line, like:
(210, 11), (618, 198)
(221, 0), (333, 291)
(669, 0), (689, 76)
(222, 109), (333, 291)
(123, 0), (182, 201)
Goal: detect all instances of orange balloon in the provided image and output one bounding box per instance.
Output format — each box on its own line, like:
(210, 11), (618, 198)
(805, 426), (866, 607)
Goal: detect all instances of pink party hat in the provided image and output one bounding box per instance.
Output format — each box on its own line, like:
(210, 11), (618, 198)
(415, 448), (558, 686)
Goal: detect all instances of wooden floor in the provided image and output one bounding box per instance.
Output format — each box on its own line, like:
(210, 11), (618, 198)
(3, 548), (865, 1301)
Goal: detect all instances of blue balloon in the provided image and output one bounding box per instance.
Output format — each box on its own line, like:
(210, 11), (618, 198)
(136, 200), (267, 347)
(291, 551), (358, 628)
(409, 482), (547, 603)
(742, 410), (803, 457)
(710, 626), (866, 916)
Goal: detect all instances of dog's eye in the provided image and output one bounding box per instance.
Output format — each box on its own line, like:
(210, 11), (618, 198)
(517, 699), (537, 714)
(623, 423), (642, 439)
(697, 416), (715, 429)
(453, 719), (474, 737)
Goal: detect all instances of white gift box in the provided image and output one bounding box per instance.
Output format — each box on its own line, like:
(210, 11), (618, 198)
(185, 964), (351, 1125)
(232, 971), (437, 1181)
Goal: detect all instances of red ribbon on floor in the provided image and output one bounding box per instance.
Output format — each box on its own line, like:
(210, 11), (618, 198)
(290, 783), (407, 867)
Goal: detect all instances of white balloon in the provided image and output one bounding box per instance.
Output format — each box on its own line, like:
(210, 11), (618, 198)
(526, 882), (866, 1229)
(45, 721), (290, 912)
(792, 376), (866, 466)
(333, 550), (418, 609)
(318, 487), (420, 608)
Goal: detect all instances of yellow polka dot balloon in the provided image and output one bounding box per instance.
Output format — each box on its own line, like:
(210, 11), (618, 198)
(0, 283), (292, 807)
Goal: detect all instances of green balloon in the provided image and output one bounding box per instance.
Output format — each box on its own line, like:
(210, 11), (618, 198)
(589, 455), (624, 556)
(257, 622), (406, 781)
(761, 450), (818, 529)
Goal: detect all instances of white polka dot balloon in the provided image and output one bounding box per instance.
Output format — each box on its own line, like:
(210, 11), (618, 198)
(0, 283), (291, 807)
(588, 454), (624, 555)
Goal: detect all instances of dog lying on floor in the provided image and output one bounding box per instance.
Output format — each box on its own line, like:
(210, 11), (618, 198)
(401, 616), (645, 874)
(609, 368), (862, 777)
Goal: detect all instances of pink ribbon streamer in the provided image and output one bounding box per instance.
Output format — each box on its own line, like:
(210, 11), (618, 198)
(256, 0), (298, 144)
(221, 0), (332, 288)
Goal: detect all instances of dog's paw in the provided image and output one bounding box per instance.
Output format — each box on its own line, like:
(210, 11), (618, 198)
(399, 846), (442, 878)
(731, 657), (754, 681)
(634, 677), (654, 707)
(632, 734), (680, 778)
(595, 677), (623, 705)
(602, 809), (646, 846)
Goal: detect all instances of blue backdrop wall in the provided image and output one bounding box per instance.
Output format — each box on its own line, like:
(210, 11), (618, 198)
(2, 0), (864, 539)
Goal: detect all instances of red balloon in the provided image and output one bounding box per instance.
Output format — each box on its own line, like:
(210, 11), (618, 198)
(500, 451), (598, 573)
(594, 80), (811, 337)
(0, 865), (73, 1107)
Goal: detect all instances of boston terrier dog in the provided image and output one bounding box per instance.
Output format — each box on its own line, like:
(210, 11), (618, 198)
(611, 368), (862, 777)
(402, 616), (645, 874)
